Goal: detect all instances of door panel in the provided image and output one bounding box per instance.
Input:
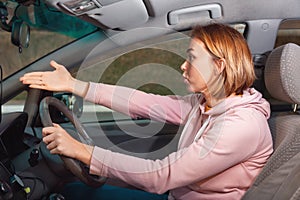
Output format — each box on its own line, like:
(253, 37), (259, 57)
(83, 120), (181, 160)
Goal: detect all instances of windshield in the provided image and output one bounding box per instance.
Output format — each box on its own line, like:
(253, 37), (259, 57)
(0, 0), (98, 78)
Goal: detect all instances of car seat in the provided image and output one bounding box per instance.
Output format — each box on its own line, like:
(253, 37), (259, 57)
(242, 43), (300, 200)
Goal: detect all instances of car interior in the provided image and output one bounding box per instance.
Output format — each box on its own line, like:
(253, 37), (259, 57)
(0, 0), (300, 199)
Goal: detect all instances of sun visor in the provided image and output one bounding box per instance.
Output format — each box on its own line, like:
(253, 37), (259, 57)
(47, 0), (149, 30)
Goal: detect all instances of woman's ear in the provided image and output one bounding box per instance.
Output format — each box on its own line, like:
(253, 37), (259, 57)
(215, 58), (226, 74)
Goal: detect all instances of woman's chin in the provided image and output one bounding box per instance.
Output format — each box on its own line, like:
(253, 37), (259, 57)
(186, 85), (195, 93)
(183, 79), (191, 91)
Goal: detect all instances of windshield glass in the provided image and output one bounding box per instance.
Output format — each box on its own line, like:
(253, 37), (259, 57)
(0, 0), (98, 78)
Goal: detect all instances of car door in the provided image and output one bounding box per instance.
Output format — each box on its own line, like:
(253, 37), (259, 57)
(63, 30), (191, 160)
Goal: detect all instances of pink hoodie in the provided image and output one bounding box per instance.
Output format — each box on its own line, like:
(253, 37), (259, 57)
(85, 82), (273, 200)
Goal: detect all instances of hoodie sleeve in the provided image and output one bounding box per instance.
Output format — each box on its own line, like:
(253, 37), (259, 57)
(89, 108), (273, 194)
(84, 82), (196, 125)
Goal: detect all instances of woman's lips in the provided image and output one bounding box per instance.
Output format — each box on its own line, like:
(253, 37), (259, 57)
(183, 78), (189, 85)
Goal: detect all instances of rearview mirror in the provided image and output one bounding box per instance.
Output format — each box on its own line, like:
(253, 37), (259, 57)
(11, 19), (30, 53)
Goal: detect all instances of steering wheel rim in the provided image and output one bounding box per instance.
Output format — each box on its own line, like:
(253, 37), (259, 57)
(39, 96), (106, 188)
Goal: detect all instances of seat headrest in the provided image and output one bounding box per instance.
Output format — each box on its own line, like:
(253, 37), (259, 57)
(265, 43), (300, 104)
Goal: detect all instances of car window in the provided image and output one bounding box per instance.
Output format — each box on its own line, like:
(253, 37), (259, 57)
(76, 31), (189, 123)
(275, 19), (300, 47)
(78, 24), (246, 123)
(0, 28), (74, 78)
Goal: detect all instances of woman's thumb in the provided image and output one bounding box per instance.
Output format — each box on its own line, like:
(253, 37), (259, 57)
(50, 60), (65, 70)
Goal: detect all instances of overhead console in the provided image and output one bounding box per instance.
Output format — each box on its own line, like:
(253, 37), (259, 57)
(46, 0), (149, 30)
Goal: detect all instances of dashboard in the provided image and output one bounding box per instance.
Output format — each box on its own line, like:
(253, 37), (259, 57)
(0, 112), (64, 199)
(0, 112), (28, 161)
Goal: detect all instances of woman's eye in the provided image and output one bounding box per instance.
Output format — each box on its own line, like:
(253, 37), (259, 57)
(187, 54), (195, 62)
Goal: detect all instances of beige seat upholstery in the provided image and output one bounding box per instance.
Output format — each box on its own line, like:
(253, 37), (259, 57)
(242, 43), (300, 200)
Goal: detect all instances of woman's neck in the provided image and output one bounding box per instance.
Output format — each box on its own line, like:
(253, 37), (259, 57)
(203, 92), (237, 108)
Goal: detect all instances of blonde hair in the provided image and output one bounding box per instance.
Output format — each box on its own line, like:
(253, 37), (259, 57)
(191, 23), (255, 96)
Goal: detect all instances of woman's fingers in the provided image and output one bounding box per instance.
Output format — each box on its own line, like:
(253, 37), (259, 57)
(28, 84), (47, 90)
(42, 124), (75, 155)
(20, 71), (50, 87)
(42, 130), (56, 144)
(42, 124), (63, 135)
(42, 126), (54, 137)
(20, 61), (72, 92)
(20, 60), (75, 93)
(46, 140), (57, 150)
(41, 124), (91, 163)
(21, 77), (43, 85)
(53, 123), (61, 128)
(19, 60), (63, 84)
(46, 139), (63, 155)
(21, 71), (44, 77)
(43, 126), (64, 154)
(20, 73), (40, 82)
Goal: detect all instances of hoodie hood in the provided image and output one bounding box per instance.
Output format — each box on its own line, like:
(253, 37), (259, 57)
(203, 88), (270, 119)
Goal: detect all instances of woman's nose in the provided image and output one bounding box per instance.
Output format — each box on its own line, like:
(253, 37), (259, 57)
(180, 61), (188, 72)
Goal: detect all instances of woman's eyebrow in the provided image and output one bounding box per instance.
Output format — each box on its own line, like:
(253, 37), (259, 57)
(186, 48), (194, 53)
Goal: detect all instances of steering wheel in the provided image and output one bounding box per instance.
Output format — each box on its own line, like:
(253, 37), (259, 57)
(39, 96), (106, 188)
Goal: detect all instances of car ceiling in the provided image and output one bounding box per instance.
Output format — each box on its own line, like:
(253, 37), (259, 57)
(44, 0), (300, 31)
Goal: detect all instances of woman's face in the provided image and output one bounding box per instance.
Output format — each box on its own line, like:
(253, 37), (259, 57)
(181, 38), (217, 93)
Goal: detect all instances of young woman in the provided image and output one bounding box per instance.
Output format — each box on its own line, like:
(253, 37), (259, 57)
(20, 23), (273, 200)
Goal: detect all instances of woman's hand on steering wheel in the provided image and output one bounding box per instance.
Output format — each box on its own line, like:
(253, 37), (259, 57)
(39, 96), (106, 187)
(43, 123), (93, 166)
